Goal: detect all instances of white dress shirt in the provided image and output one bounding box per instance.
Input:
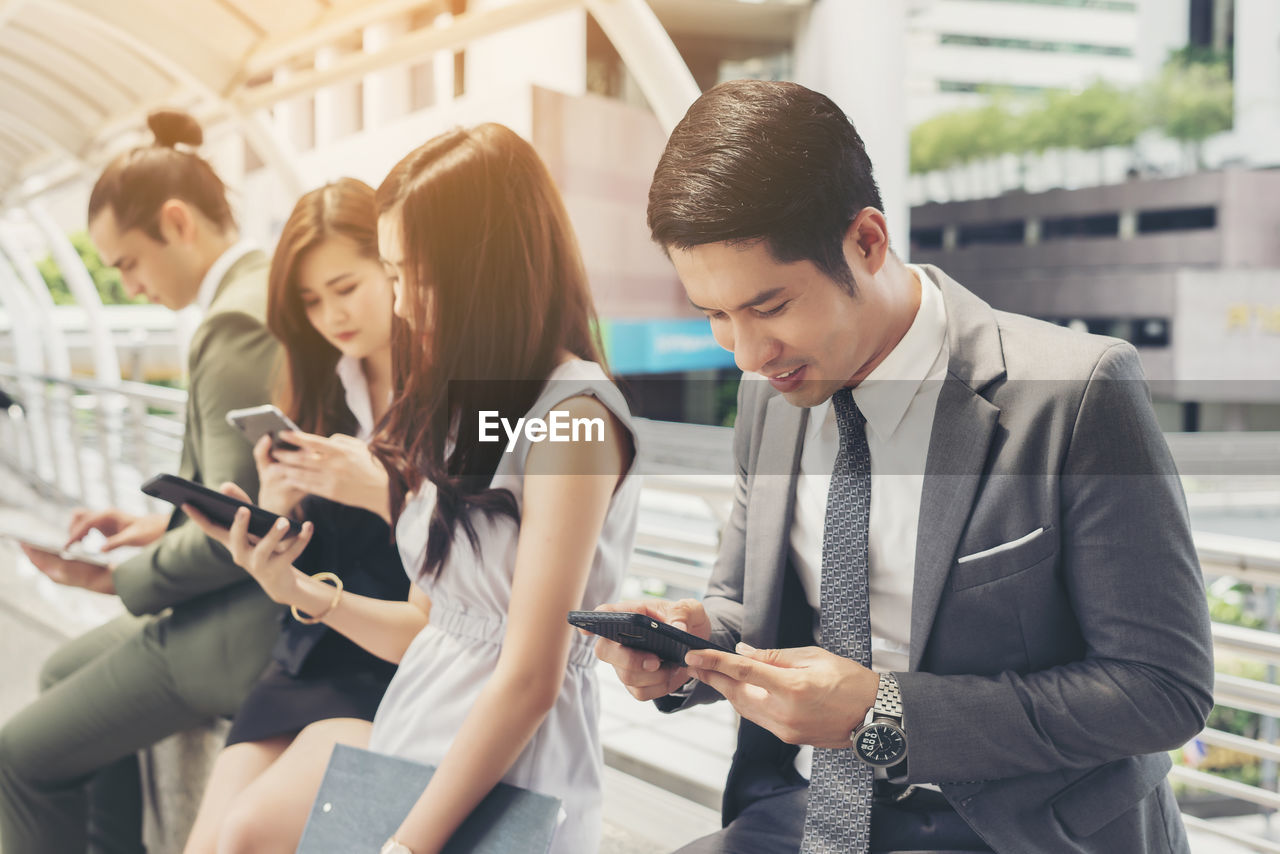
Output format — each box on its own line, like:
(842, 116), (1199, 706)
(334, 354), (380, 442)
(790, 265), (949, 778)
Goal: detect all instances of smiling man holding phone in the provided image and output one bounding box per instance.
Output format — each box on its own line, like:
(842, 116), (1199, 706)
(591, 81), (1214, 854)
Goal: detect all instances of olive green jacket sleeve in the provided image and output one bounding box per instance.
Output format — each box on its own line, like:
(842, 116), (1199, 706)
(113, 251), (280, 615)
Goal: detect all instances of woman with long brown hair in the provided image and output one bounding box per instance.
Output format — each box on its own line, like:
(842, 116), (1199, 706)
(189, 123), (640, 854)
(183, 178), (421, 854)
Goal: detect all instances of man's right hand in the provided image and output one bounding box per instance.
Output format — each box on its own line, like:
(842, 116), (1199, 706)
(65, 508), (168, 551)
(590, 598), (713, 702)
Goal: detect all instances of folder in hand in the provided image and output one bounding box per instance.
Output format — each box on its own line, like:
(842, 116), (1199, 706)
(296, 744), (562, 854)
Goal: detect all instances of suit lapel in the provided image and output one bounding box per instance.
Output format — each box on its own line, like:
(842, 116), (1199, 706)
(743, 393), (807, 646)
(909, 380), (999, 670)
(909, 266), (1006, 671)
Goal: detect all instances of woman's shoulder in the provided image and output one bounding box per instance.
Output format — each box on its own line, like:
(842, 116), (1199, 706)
(530, 359), (632, 429)
(546, 357), (608, 384)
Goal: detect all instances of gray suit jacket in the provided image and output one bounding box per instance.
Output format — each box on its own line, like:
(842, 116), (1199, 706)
(112, 251), (284, 714)
(662, 267), (1214, 853)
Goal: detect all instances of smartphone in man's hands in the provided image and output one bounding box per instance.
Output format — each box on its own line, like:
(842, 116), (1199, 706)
(568, 610), (735, 665)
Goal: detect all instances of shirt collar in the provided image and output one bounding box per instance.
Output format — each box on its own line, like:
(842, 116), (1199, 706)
(839, 263), (948, 441)
(194, 240), (258, 314)
(335, 354), (375, 441)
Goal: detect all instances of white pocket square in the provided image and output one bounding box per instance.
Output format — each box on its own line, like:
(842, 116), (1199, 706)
(957, 527), (1046, 564)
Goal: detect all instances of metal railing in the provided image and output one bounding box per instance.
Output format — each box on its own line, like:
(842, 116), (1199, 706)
(0, 365), (184, 513)
(4, 365), (1280, 850)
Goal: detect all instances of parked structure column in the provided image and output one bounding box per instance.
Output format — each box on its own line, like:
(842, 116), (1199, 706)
(793, 0), (909, 258)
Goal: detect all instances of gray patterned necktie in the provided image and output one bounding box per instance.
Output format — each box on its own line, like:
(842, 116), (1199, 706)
(801, 388), (873, 854)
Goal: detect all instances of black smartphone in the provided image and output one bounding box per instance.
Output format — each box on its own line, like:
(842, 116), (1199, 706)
(567, 610), (735, 665)
(225, 404), (302, 452)
(141, 474), (303, 538)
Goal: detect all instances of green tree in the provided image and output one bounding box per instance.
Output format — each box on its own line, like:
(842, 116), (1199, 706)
(1057, 81), (1147, 151)
(910, 97), (1019, 173)
(1011, 91), (1073, 157)
(910, 84), (1150, 177)
(1150, 60), (1234, 168)
(36, 230), (141, 306)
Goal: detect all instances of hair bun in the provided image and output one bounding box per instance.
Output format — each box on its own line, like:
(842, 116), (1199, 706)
(147, 110), (203, 148)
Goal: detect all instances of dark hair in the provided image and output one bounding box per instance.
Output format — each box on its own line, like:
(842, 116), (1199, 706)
(88, 110), (235, 241)
(370, 123), (605, 578)
(647, 80), (883, 293)
(268, 178), (385, 437)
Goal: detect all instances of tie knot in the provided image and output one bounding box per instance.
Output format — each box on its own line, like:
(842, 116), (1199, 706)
(832, 388), (866, 439)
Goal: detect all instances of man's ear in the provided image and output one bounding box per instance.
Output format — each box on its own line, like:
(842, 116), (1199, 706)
(157, 199), (195, 245)
(844, 208), (891, 276)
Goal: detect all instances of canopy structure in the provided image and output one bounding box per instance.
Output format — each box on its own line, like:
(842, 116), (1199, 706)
(0, 0), (716, 383)
(0, 0), (861, 390)
(0, 0), (709, 205)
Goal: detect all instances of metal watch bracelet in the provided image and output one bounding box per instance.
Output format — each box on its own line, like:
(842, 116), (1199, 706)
(873, 672), (903, 721)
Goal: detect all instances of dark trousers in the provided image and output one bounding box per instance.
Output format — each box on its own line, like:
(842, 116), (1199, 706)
(673, 784), (993, 854)
(0, 615), (210, 854)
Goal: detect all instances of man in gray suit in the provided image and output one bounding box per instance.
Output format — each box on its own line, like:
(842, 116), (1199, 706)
(593, 80), (1214, 853)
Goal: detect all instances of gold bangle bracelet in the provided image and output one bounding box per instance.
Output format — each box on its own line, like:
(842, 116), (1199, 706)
(291, 571), (343, 625)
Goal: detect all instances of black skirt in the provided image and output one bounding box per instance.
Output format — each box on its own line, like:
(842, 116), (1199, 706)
(225, 637), (398, 745)
(225, 495), (409, 746)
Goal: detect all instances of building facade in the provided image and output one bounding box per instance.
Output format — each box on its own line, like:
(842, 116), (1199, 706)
(910, 169), (1280, 430)
(905, 0), (1145, 124)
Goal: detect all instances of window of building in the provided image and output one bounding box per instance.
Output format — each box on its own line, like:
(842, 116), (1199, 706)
(910, 227), (945, 251)
(938, 80), (1052, 95)
(1136, 206), (1217, 234)
(974, 0), (1136, 10)
(1131, 318), (1170, 347)
(958, 221), (1024, 247)
(939, 33), (1134, 58)
(1041, 213), (1120, 240)
(1044, 316), (1171, 347)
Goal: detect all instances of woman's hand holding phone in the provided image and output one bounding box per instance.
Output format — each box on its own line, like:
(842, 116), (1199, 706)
(252, 435), (309, 517)
(184, 481), (313, 605)
(269, 431), (391, 521)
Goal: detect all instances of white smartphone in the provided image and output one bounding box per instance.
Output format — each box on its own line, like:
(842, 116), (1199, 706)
(225, 404), (302, 451)
(0, 529), (114, 569)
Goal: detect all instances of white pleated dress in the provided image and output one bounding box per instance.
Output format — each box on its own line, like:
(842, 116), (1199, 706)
(367, 360), (641, 854)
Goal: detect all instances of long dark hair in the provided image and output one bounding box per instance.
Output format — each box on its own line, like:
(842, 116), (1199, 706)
(267, 178), (383, 436)
(89, 110), (235, 239)
(370, 123), (604, 578)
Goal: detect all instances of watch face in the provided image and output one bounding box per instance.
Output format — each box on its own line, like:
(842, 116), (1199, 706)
(853, 721), (907, 767)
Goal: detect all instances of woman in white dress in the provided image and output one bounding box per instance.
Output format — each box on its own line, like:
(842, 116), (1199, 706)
(188, 123), (640, 854)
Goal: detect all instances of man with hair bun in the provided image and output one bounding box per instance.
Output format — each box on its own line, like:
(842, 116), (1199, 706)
(594, 80), (1214, 854)
(0, 110), (281, 854)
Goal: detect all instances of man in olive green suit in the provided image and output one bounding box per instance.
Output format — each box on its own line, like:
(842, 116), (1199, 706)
(0, 172), (283, 853)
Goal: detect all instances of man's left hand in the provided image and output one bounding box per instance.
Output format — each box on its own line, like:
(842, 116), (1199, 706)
(685, 644), (880, 748)
(20, 546), (115, 595)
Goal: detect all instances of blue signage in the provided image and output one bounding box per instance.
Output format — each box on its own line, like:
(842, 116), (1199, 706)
(600, 318), (737, 375)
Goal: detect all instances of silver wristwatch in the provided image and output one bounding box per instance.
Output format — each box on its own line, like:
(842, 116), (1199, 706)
(380, 839), (414, 854)
(850, 673), (908, 768)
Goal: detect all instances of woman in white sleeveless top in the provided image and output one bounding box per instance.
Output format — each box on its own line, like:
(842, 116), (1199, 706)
(189, 123), (639, 854)
(371, 355), (639, 853)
